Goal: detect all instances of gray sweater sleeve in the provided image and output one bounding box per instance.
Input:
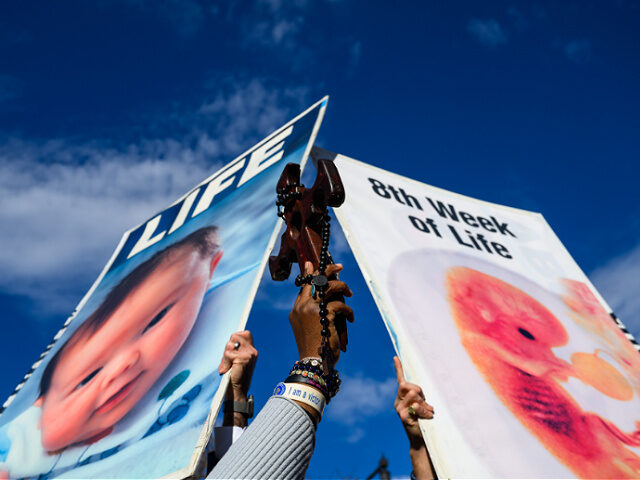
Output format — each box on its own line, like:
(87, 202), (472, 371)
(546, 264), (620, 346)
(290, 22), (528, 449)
(207, 396), (316, 480)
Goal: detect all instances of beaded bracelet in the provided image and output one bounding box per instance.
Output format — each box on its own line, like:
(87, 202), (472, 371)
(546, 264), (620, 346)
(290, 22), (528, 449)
(323, 370), (341, 399)
(285, 374), (328, 398)
(288, 363), (325, 388)
(288, 370), (327, 389)
(287, 359), (341, 400)
(291, 358), (324, 375)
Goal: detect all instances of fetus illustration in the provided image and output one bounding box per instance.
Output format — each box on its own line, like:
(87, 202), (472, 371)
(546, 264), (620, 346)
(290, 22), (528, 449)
(447, 267), (640, 478)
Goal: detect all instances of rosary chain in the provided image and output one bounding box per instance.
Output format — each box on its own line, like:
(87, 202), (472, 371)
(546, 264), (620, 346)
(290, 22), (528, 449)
(276, 181), (339, 390)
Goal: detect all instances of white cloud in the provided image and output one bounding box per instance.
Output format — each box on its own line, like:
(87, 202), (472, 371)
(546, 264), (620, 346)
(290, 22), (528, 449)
(564, 39), (591, 64)
(254, 264), (299, 311)
(326, 373), (397, 437)
(241, 0), (310, 52)
(0, 141), (217, 315)
(246, 17), (304, 49)
(345, 426), (365, 443)
(591, 243), (640, 337)
(198, 79), (309, 153)
(272, 18), (304, 45)
(328, 218), (350, 258)
(467, 18), (508, 47)
(0, 79), (305, 317)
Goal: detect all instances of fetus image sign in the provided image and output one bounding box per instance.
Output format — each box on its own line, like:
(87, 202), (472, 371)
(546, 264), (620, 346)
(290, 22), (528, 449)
(0, 98), (327, 479)
(333, 154), (640, 478)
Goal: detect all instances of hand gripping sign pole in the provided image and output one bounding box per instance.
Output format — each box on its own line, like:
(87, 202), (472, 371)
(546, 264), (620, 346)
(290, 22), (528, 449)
(269, 157), (348, 380)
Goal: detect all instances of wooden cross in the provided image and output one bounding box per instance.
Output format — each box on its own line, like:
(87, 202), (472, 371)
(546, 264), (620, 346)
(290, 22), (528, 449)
(269, 158), (349, 351)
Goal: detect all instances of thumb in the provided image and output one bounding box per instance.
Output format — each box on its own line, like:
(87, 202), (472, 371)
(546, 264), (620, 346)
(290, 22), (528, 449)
(304, 261), (314, 275)
(218, 356), (232, 375)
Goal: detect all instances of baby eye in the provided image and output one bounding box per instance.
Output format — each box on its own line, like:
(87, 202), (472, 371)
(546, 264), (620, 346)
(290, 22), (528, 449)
(75, 368), (102, 390)
(518, 327), (535, 340)
(143, 304), (173, 334)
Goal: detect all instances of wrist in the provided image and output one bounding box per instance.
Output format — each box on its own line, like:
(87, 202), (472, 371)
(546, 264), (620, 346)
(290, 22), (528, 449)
(297, 344), (322, 363)
(226, 385), (248, 402)
(408, 445), (430, 480)
(408, 438), (436, 479)
(408, 433), (427, 451)
(273, 382), (325, 427)
(223, 411), (248, 428)
(409, 441), (427, 455)
(222, 395), (253, 428)
(292, 400), (321, 426)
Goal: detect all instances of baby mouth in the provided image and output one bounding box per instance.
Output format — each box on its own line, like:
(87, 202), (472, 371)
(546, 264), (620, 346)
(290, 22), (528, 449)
(96, 372), (144, 415)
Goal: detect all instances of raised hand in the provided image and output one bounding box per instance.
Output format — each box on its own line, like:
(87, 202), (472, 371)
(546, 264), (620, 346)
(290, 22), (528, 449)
(393, 356), (437, 480)
(289, 261), (353, 369)
(218, 330), (258, 427)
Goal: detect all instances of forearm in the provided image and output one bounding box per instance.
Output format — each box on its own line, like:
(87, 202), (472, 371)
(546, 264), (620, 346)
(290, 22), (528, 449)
(223, 386), (249, 428)
(208, 396), (316, 480)
(408, 440), (437, 480)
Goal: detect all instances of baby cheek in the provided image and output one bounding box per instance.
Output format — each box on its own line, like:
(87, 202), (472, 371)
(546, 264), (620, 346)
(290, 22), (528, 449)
(41, 396), (94, 451)
(149, 306), (199, 357)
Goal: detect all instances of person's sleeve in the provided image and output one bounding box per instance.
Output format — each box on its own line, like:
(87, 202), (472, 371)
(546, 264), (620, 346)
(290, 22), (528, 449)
(207, 396), (316, 480)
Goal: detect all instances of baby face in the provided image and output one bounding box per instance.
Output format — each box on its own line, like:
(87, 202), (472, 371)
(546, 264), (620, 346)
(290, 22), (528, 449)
(37, 246), (220, 451)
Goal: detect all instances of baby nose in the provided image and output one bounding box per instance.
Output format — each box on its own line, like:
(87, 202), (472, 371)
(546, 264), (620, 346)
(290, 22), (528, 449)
(105, 350), (141, 386)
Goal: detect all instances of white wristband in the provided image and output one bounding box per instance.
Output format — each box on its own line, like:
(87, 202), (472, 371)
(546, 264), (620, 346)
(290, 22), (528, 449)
(274, 382), (326, 416)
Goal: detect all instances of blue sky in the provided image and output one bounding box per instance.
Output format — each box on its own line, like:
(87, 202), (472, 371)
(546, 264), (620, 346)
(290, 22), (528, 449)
(1, 1), (639, 477)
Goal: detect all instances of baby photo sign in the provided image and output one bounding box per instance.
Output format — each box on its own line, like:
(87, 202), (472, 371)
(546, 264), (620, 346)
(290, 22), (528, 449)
(0, 98), (328, 479)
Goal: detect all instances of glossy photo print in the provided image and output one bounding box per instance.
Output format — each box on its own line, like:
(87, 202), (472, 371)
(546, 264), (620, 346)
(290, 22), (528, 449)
(0, 98), (327, 479)
(333, 154), (640, 478)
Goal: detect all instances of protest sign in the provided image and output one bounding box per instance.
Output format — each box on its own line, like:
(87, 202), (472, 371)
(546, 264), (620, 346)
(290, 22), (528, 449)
(333, 153), (640, 478)
(0, 98), (327, 479)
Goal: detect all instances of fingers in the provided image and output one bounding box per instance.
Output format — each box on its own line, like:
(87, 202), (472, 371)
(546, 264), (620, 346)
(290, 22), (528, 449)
(218, 331), (258, 374)
(393, 356), (405, 385)
(404, 388), (434, 418)
(394, 373), (434, 421)
(299, 262), (349, 302)
(302, 261), (343, 279)
(325, 262), (343, 278)
(394, 359), (433, 420)
(218, 354), (232, 375)
(325, 280), (353, 299)
(326, 300), (353, 353)
(232, 330), (254, 346)
(327, 301), (354, 323)
(399, 385), (426, 403)
(409, 399), (434, 420)
(304, 261), (314, 275)
(396, 393), (434, 421)
(398, 381), (426, 402)
(297, 261), (314, 299)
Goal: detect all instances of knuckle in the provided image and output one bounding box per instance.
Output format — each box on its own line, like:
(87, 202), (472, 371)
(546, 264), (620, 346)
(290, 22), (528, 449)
(406, 391), (420, 402)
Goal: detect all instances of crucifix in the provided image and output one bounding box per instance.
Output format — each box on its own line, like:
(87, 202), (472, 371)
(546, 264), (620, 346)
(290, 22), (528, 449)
(269, 155), (348, 374)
